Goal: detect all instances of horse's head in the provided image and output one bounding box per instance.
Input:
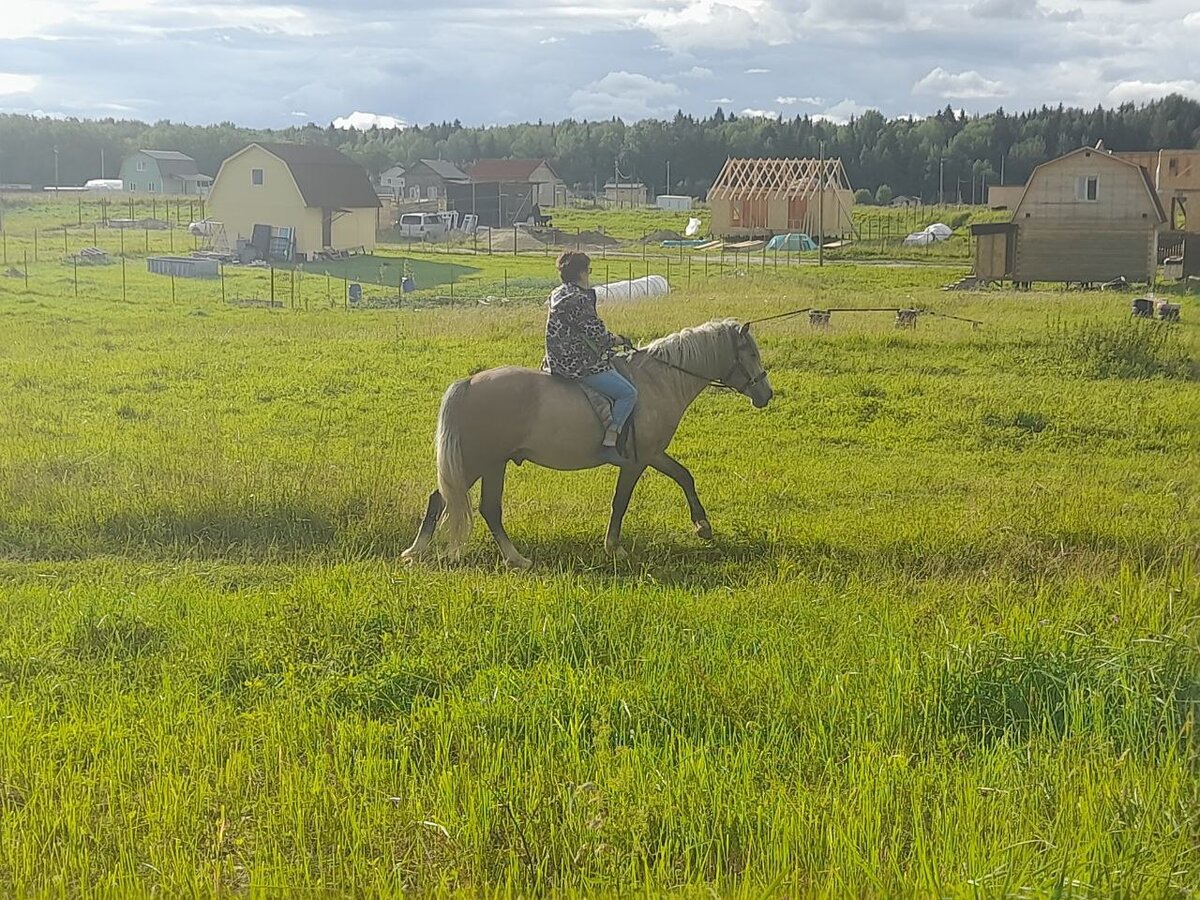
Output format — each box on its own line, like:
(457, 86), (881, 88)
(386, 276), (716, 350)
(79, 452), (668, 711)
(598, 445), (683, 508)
(728, 322), (773, 408)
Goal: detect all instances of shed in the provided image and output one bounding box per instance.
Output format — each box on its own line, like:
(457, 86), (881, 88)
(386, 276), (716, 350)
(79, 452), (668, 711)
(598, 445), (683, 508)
(119, 150), (212, 196)
(971, 144), (1167, 284)
(466, 159), (563, 219)
(657, 194), (694, 211)
(207, 142), (381, 259)
(707, 157), (855, 239)
(603, 182), (649, 207)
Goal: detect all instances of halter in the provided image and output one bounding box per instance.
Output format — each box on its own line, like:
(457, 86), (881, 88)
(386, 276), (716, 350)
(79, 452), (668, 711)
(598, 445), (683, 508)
(638, 326), (769, 394)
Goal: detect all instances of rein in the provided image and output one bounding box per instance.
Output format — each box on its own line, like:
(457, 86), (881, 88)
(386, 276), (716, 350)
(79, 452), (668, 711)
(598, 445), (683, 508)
(742, 306), (985, 327)
(634, 329), (767, 394)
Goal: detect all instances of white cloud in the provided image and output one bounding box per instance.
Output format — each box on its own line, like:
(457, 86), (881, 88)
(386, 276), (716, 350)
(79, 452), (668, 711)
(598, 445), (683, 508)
(1106, 79), (1200, 104)
(813, 98), (872, 124)
(913, 67), (1012, 99)
(777, 95), (823, 105)
(570, 71), (682, 120)
(639, 1), (797, 51)
(746, 68), (770, 74)
(681, 66), (715, 79)
(0, 73), (38, 95)
(741, 108), (780, 118)
(539, 36), (562, 44)
(710, 97), (734, 104)
(332, 110), (407, 130)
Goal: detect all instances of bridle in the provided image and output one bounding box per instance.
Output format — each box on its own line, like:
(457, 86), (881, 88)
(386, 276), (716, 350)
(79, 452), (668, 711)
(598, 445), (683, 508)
(636, 326), (769, 394)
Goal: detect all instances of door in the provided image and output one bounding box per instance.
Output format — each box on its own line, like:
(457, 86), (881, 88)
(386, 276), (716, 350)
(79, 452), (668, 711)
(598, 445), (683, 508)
(322, 209), (332, 247)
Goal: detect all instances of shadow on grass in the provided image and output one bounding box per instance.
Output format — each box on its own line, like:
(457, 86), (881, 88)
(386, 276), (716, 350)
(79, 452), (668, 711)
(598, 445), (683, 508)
(0, 502), (1192, 587)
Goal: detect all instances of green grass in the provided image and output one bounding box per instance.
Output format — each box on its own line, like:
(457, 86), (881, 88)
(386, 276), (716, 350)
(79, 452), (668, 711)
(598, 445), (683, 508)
(1, 194), (1199, 896)
(295, 254), (478, 290)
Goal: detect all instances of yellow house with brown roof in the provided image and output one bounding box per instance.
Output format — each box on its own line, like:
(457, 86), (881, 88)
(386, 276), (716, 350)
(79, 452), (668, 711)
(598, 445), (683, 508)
(208, 142), (381, 258)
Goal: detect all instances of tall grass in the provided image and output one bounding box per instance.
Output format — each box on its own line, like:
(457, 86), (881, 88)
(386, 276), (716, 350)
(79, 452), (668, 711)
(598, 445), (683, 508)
(0, 242), (1197, 894)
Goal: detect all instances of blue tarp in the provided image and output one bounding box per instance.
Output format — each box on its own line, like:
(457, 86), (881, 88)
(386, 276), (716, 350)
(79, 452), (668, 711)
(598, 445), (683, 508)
(766, 233), (818, 251)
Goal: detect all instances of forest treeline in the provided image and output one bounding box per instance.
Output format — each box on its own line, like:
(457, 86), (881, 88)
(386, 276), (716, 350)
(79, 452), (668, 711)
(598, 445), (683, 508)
(1, 95), (1197, 201)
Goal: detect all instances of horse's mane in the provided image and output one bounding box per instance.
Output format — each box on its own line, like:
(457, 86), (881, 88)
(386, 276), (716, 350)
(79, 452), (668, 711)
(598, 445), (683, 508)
(639, 319), (737, 375)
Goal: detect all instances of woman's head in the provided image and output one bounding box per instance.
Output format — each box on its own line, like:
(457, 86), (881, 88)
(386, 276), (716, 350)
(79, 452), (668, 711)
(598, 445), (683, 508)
(557, 251), (591, 287)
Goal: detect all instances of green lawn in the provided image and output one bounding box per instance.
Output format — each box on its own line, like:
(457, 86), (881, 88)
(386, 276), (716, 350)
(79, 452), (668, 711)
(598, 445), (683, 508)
(0, 249), (1197, 894)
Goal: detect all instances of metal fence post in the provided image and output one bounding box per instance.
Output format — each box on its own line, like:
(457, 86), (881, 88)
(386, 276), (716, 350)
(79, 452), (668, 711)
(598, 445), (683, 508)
(24, 250), (29, 291)
(74, 256), (78, 298)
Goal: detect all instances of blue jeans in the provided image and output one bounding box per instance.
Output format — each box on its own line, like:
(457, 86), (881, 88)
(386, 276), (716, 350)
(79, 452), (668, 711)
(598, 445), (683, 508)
(582, 369), (637, 433)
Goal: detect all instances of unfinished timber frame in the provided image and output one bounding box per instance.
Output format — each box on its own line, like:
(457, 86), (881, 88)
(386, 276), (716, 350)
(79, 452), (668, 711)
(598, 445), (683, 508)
(708, 157), (856, 239)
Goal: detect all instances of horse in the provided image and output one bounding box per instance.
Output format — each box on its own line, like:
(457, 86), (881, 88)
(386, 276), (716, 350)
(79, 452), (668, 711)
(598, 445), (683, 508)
(401, 319), (773, 568)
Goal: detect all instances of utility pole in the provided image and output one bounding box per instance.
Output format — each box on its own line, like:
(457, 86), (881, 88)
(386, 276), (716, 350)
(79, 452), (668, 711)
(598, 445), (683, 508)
(665, 159), (670, 197)
(100, 147), (105, 179)
(54, 145), (60, 194)
(939, 157), (944, 206)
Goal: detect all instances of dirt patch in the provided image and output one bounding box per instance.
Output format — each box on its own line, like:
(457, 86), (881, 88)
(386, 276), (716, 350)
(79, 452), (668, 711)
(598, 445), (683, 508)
(479, 227), (546, 253)
(640, 229), (683, 244)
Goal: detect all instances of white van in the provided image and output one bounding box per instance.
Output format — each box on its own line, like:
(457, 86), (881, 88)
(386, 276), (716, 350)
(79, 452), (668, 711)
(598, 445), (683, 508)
(396, 212), (448, 240)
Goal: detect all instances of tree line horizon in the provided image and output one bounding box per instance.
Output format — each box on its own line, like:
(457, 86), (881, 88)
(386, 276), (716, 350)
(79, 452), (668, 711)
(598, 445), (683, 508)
(1, 95), (1197, 203)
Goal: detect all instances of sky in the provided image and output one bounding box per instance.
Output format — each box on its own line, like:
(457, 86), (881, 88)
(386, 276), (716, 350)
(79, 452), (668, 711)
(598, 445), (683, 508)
(0, 0), (1197, 129)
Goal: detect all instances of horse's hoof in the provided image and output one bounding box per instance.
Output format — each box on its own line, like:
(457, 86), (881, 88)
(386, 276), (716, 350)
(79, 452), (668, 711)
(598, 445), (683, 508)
(608, 545), (630, 561)
(695, 519), (713, 541)
(507, 555), (533, 571)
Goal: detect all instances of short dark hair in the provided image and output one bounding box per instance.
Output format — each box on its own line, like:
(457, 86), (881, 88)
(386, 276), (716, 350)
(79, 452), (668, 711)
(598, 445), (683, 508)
(557, 251), (590, 284)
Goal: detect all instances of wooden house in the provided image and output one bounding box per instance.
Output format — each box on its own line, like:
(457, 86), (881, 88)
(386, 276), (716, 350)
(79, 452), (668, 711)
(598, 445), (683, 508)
(971, 144), (1167, 285)
(207, 142), (381, 258)
(707, 157), (855, 239)
(402, 159), (469, 202)
(465, 159), (562, 224)
(119, 150), (212, 195)
(1115, 149), (1200, 231)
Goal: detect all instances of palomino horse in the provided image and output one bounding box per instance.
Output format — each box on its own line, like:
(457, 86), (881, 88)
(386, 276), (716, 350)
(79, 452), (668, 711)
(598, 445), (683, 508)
(402, 319), (772, 568)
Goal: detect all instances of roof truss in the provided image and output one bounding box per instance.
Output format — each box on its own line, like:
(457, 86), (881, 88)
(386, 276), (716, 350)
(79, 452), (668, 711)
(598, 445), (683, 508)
(708, 157), (853, 200)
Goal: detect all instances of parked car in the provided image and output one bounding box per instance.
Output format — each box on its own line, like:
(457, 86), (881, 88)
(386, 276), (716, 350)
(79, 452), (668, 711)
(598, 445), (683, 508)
(395, 212), (448, 240)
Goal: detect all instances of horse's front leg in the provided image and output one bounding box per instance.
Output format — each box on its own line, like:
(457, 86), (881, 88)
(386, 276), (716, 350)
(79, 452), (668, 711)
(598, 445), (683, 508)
(649, 453), (713, 540)
(605, 463), (646, 557)
(480, 463), (532, 570)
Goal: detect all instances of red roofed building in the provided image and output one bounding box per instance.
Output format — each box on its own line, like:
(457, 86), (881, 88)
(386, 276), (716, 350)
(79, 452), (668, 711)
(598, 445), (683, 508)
(462, 158), (563, 226)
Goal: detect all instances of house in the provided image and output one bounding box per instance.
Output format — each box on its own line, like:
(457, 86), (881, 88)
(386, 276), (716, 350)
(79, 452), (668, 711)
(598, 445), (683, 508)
(119, 150), (212, 195)
(1114, 149), (1200, 231)
(603, 181), (648, 207)
(402, 159), (469, 202)
(707, 157), (855, 238)
(207, 142), (382, 259)
(970, 144), (1167, 285)
(379, 165), (406, 198)
(461, 159), (563, 226)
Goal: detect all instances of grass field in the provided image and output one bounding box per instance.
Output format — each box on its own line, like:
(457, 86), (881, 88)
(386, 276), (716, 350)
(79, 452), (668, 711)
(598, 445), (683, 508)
(1, 197), (1199, 895)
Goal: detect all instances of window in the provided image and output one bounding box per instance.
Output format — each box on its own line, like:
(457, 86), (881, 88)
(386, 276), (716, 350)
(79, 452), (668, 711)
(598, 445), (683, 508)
(136, 160), (145, 172)
(409, 186), (420, 200)
(1076, 175), (1098, 202)
(128, 182), (136, 192)
(251, 168), (264, 186)
(148, 182), (157, 193)
(427, 186), (439, 200)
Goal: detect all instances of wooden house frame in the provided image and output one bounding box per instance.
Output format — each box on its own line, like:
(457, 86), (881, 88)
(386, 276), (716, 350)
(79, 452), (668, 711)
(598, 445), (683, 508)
(708, 157), (856, 238)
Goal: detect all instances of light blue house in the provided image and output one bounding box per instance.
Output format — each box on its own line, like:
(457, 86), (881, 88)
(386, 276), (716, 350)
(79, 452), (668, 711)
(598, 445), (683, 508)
(118, 150), (212, 195)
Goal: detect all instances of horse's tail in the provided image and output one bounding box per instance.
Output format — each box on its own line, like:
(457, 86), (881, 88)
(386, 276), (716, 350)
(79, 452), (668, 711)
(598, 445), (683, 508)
(435, 378), (473, 554)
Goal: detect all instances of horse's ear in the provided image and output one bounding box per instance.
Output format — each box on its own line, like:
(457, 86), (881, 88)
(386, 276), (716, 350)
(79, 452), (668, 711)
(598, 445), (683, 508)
(738, 323), (750, 336)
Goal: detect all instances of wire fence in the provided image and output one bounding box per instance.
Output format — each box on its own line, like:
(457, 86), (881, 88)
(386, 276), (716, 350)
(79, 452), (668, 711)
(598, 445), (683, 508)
(0, 223), (832, 310)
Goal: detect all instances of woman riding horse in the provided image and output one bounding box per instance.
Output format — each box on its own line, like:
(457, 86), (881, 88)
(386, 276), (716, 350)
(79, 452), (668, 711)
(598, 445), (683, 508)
(543, 251), (635, 464)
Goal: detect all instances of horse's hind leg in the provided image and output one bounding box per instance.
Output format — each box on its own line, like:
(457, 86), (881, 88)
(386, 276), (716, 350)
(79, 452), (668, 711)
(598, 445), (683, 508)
(401, 490), (445, 561)
(605, 463), (646, 556)
(480, 463), (532, 570)
(649, 454), (713, 540)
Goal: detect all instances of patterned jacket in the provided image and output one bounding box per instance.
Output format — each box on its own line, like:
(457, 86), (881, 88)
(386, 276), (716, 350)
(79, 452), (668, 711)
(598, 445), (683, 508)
(542, 282), (621, 379)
